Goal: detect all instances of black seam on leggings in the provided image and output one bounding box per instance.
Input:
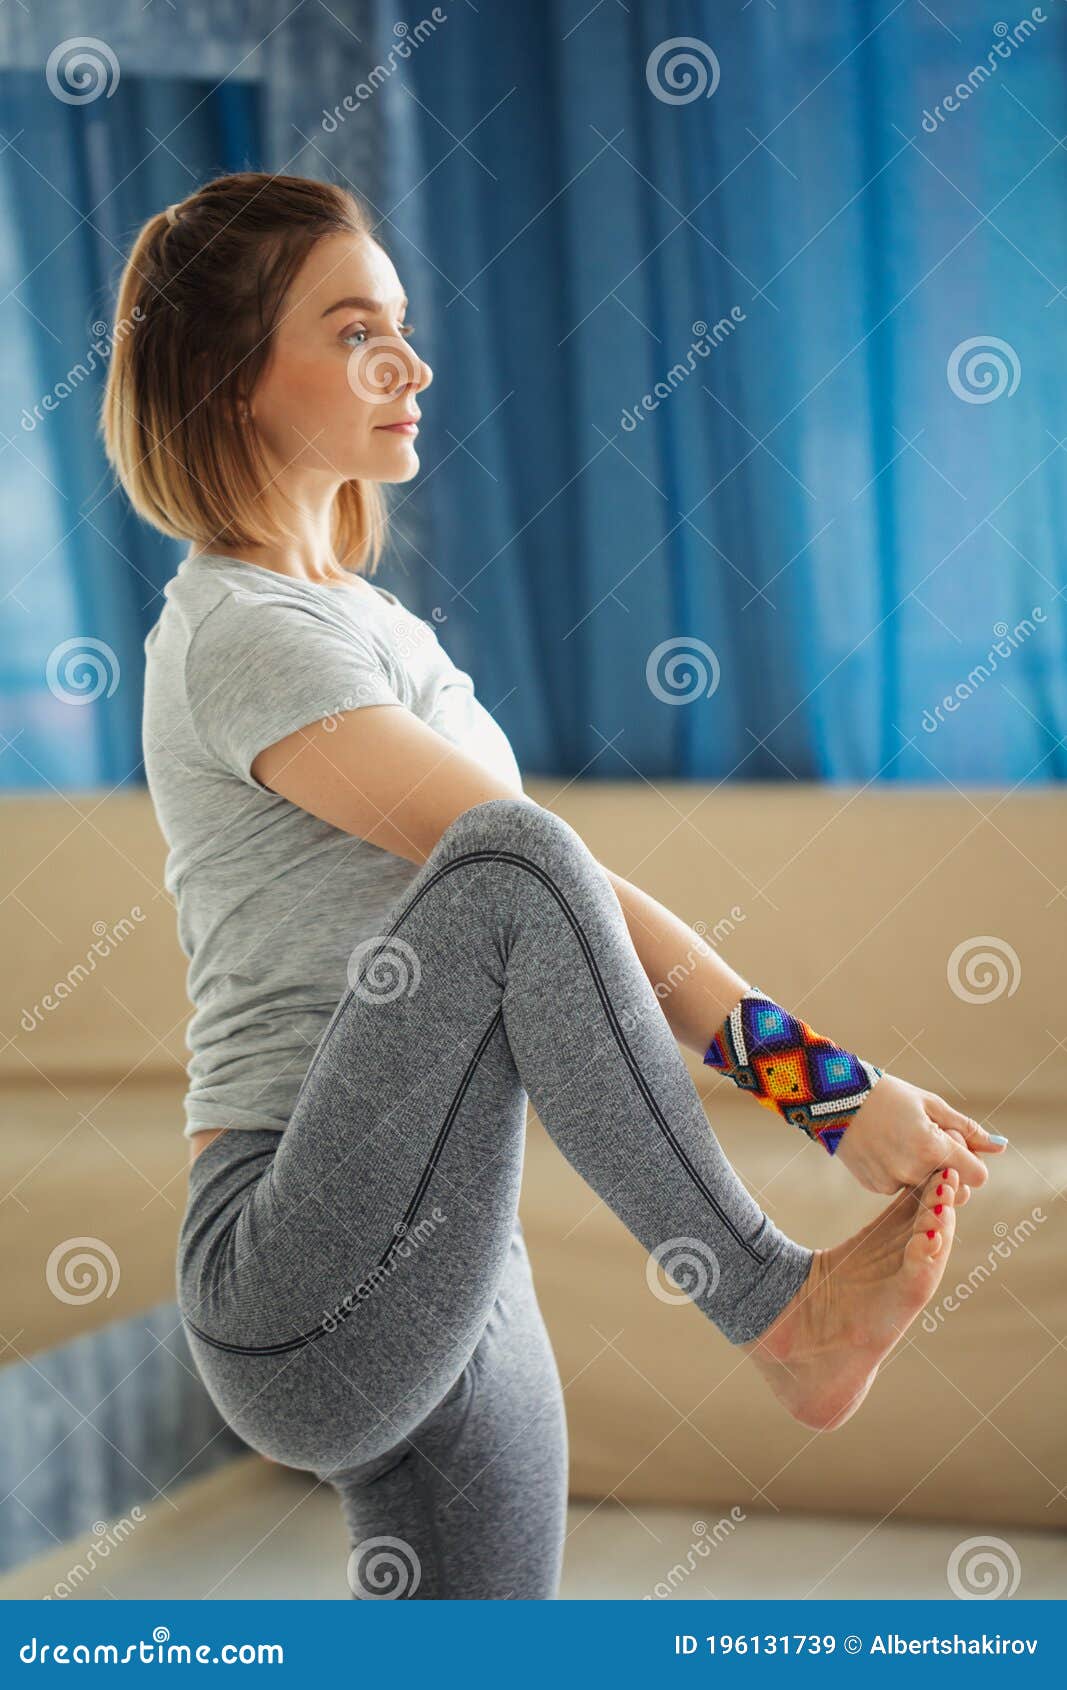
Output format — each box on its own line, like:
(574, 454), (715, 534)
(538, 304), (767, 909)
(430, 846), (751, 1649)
(182, 1007), (504, 1356)
(183, 842), (766, 1355)
(388, 850), (768, 1265)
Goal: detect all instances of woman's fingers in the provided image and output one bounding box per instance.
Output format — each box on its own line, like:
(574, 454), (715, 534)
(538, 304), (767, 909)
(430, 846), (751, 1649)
(926, 1094), (1008, 1154)
(926, 1121), (989, 1188)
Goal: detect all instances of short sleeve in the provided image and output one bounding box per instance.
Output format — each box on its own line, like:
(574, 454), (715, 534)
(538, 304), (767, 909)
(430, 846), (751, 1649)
(184, 590), (404, 788)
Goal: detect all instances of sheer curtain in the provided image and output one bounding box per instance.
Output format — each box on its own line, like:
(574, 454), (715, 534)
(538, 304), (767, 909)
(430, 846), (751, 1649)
(0, 0), (422, 789)
(2, 0), (1064, 787)
(401, 0), (1067, 782)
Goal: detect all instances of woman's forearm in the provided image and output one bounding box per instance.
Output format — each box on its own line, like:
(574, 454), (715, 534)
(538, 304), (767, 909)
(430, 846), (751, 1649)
(601, 865), (748, 1056)
(601, 861), (1000, 1193)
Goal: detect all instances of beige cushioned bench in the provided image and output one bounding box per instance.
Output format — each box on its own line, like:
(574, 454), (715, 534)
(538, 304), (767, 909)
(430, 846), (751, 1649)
(3, 780), (1063, 1530)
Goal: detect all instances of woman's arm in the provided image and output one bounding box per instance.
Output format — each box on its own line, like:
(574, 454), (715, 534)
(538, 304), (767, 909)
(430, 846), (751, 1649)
(598, 867), (750, 1047)
(250, 705), (1002, 1196)
(603, 866), (1003, 1194)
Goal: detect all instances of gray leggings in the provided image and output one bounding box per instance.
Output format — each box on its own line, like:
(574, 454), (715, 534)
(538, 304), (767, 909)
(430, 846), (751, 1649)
(177, 797), (812, 1600)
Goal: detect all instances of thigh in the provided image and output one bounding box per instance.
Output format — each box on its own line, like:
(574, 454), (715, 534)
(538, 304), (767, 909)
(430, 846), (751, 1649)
(177, 1005), (530, 1471)
(332, 1222), (569, 1600)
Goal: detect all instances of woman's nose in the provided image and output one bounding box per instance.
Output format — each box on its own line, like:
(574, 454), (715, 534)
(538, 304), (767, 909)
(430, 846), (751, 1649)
(384, 341), (430, 394)
(385, 362), (432, 404)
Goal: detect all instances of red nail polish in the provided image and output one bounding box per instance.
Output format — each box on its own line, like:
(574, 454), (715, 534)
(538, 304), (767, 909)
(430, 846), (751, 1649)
(937, 1185), (943, 1195)
(942, 1169), (949, 1177)
(927, 1229), (936, 1239)
(935, 1204), (943, 1215)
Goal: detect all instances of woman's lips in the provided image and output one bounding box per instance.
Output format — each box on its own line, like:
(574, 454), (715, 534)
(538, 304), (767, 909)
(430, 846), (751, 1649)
(375, 421), (419, 434)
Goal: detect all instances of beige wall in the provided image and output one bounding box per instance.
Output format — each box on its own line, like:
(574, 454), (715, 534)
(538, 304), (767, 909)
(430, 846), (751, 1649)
(3, 782), (1064, 1527)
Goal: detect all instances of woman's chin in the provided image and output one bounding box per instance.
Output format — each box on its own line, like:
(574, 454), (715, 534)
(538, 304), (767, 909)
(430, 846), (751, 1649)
(373, 458), (420, 485)
(369, 435), (420, 481)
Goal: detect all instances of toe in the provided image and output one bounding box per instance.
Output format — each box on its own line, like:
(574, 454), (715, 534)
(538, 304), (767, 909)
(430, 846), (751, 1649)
(924, 1169), (957, 1210)
(905, 1173), (958, 1266)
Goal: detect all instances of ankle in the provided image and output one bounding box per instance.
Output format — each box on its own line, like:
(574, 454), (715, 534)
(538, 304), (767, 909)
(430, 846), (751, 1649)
(751, 1248), (832, 1364)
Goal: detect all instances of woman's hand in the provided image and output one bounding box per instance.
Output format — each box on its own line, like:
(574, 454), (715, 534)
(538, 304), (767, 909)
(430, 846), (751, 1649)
(834, 1072), (1006, 1197)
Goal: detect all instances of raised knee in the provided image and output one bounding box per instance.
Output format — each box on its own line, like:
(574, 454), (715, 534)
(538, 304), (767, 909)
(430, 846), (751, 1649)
(441, 794), (584, 861)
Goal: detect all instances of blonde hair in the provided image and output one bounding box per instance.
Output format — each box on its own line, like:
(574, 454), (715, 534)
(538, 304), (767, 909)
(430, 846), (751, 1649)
(100, 171), (389, 580)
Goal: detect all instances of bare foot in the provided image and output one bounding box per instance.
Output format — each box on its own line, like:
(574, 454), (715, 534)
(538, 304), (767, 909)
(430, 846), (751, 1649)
(747, 1167), (959, 1431)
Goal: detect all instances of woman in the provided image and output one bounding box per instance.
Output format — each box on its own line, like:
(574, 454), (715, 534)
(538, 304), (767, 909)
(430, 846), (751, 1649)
(102, 172), (1003, 1601)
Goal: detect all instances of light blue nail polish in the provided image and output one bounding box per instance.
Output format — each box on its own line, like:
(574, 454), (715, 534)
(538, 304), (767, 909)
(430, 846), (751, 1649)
(988, 1133), (1009, 1145)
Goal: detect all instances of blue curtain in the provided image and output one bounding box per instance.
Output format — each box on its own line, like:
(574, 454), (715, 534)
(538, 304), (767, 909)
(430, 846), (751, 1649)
(3, 0), (1065, 787)
(398, 0), (1067, 782)
(0, 68), (263, 789)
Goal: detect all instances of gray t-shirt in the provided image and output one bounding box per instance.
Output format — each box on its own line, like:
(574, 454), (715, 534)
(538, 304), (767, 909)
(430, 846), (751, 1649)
(142, 551), (524, 1139)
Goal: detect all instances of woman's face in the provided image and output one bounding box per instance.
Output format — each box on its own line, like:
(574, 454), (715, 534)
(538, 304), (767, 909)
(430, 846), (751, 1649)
(249, 231), (432, 485)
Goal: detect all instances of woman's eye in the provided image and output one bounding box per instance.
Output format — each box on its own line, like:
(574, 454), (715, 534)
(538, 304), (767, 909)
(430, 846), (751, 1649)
(341, 323), (415, 348)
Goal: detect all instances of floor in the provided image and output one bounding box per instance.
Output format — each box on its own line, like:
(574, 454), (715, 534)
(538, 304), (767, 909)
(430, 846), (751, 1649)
(2, 1456), (1064, 1601)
